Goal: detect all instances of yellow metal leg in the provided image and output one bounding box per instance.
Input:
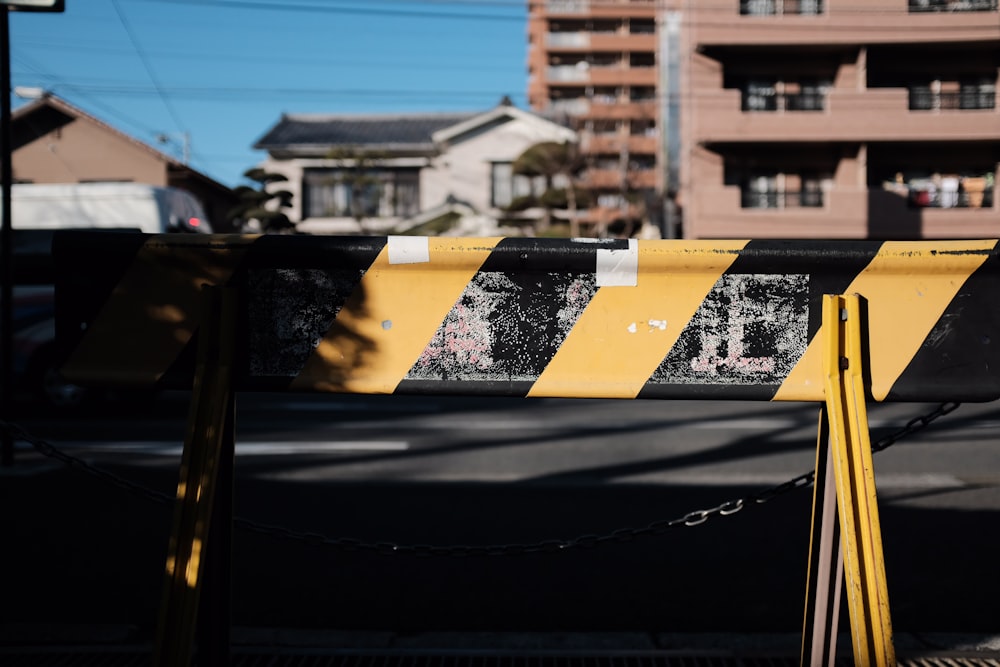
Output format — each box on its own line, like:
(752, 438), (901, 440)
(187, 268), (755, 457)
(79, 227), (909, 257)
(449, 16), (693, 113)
(822, 294), (895, 667)
(154, 287), (237, 667)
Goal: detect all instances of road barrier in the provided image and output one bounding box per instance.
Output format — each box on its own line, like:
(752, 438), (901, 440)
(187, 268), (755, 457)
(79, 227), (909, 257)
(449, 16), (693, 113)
(53, 232), (1000, 667)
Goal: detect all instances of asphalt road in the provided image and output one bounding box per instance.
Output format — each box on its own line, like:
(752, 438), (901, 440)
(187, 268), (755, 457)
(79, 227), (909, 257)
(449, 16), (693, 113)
(3, 393), (999, 639)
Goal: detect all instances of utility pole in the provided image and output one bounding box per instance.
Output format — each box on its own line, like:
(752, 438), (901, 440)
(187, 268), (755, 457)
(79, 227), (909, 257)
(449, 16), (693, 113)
(1, 0), (66, 467)
(2, 6), (15, 467)
(158, 131), (190, 164)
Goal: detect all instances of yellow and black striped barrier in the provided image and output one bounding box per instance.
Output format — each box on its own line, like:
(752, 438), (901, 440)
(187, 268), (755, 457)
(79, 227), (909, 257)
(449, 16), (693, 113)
(51, 232), (1000, 667)
(54, 233), (1000, 402)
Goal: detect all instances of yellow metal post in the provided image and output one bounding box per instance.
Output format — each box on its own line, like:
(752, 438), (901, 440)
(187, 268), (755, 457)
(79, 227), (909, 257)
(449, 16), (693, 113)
(154, 286), (237, 667)
(822, 294), (895, 667)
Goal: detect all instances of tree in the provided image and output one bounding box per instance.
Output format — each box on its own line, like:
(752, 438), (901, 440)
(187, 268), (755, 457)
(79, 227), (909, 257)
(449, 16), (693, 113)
(326, 147), (387, 235)
(511, 140), (587, 237)
(227, 167), (296, 233)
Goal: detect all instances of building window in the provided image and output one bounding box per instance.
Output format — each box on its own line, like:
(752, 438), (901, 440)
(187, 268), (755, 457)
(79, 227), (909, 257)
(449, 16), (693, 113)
(630, 86), (656, 101)
(303, 168), (419, 219)
(631, 119), (656, 136)
(629, 53), (655, 68)
(742, 79), (829, 111)
(786, 81), (828, 111)
(909, 80), (996, 110)
(908, 0), (998, 12)
(630, 18), (656, 34)
(741, 173), (826, 208)
(960, 79), (996, 109)
(740, 0), (824, 15)
(743, 80), (778, 111)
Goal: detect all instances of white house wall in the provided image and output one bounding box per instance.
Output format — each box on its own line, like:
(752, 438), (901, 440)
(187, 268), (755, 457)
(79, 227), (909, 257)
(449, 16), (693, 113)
(431, 115), (577, 214)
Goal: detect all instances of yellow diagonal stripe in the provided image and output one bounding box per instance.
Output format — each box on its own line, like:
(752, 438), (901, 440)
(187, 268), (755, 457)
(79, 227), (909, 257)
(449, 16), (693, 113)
(528, 240), (749, 399)
(292, 237), (502, 394)
(774, 240), (996, 402)
(63, 235), (257, 386)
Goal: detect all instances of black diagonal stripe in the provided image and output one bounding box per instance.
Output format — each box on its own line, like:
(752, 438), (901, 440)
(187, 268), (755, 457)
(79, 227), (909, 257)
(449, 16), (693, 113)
(638, 240), (883, 400)
(727, 239), (883, 343)
(53, 230), (149, 363)
(235, 235), (387, 391)
(885, 241), (1000, 402)
(397, 237), (614, 396)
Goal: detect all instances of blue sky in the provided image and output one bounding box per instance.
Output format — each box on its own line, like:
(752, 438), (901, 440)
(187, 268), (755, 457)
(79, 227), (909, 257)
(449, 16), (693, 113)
(8, 0), (529, 188)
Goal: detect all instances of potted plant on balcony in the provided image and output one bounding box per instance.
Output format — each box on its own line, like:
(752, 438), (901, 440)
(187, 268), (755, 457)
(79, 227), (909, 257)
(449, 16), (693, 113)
(962, 175), (987, 208)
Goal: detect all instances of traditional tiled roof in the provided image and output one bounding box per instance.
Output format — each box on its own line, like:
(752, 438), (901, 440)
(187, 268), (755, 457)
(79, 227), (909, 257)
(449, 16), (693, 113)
(253, 112), (478, 151)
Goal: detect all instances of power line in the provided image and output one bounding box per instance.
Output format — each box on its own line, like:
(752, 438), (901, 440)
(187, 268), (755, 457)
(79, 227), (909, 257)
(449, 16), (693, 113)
(141, 0), (1000, 16)
(114, 0), (1000, 32)
(10, 53), (169, 141)
(36, 82), (527, 103)
(12, 39), (522, 72)
(140, 0), (526, 21)
(110, 0), (188, 138)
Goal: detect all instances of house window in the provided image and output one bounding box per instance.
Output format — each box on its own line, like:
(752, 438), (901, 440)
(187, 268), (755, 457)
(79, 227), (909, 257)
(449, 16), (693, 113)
(303, 168), (419, 219)
(491, 162), (545, 208)
(492, 163), (514, 208)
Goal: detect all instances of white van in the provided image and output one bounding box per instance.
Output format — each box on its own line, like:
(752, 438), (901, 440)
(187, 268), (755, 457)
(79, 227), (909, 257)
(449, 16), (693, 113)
(9, 181), (213, 233)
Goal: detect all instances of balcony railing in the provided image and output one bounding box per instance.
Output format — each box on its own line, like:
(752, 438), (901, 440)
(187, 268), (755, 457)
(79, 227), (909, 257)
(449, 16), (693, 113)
(908, 0), (998, 12)
(742, 92), (826, 112)
(739, 0), (824, 15)
(741, 190), (825, 208)
(545, 0), (589, 13)
(909, 90), (997, 110)
(549, 98), (590, 115)
(547, 66), (589, 82)
(546, 32), (589, 48)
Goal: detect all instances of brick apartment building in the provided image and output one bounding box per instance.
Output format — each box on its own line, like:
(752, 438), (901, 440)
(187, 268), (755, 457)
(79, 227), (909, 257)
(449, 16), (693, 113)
(527, 0), (662, 236)
(527, 0), (999, 240)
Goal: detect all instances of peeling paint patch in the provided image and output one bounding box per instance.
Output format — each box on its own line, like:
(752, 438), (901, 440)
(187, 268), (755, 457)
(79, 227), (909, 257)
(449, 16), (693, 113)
(408, 271), (597, 382)
(247, 268), (362, 376)
(651, 273), (808, 385)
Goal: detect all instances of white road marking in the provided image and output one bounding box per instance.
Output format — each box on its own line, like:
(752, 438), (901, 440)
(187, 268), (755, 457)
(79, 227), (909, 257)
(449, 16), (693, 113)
(41, 441), (409, 457)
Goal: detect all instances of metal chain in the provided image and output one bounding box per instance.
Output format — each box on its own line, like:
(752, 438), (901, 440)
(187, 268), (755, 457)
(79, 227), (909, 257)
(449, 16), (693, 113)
(4, 421), (175, 505)
(2, 400), (962, 557)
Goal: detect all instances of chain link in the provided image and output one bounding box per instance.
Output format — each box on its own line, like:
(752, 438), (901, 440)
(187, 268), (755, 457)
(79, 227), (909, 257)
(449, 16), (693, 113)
(2, 400), (962, 557)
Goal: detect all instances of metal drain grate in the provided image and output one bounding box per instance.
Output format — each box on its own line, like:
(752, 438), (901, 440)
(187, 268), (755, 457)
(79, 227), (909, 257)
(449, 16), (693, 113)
(3, 650), (999, 667)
